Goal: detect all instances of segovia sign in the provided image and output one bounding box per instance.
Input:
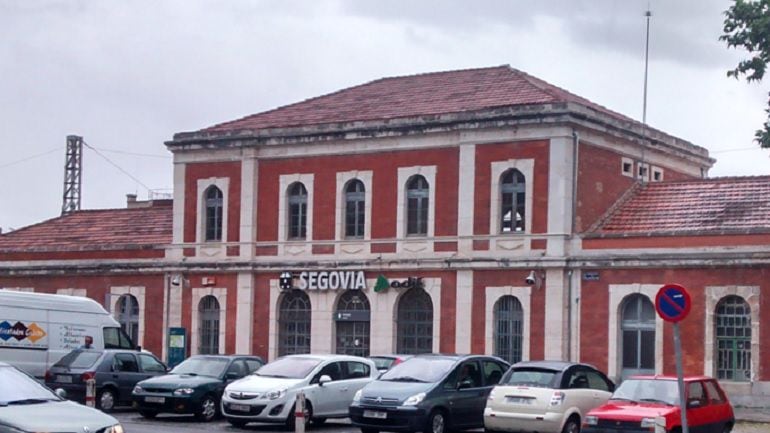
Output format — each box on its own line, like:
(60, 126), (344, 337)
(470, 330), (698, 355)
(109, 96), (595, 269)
(280, 271), (366, 291)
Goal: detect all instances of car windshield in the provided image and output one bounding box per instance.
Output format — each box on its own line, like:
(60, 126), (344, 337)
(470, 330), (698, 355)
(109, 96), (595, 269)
(53, 350), (102, 368)
(0, 366), (60, 406)
(501, 368), (558, 388)
(612, 379), (678, 406)
(379, 357), (456, 383)
(370, 357), (395, 370)
(255, 357), (321, 379)
(170, 357), (229, 378)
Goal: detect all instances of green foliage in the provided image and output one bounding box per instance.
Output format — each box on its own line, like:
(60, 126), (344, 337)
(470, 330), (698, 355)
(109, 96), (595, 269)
(721, 0), (770, 148)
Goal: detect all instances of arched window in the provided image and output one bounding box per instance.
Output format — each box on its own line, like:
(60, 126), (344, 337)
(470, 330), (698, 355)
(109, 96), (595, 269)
(345, 180), (366, 239)
(406, 175), (429, 236)
(204, 186), (223, 241)
(287, 182), (308, 240)
(716, 296), (751, 381)
(335, 291), (370, 356)
(278, 290), (311, 355)
(620, 294), (655, 378)
(115, 294), (139, 345)
(396, 288), (433, 354)
(494, 296), (523, 364)
(500, 169), (526, 233)
(198, 295), (220, 355)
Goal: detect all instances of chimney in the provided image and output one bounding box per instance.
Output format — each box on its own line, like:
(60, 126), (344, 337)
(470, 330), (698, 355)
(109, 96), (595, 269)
(126, 194), (138, 208)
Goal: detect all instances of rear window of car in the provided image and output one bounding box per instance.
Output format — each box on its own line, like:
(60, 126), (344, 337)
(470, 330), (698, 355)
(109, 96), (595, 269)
(501, 367), (558, 388)
(54, 351), (102, 368)
(370, 357), (395, 370)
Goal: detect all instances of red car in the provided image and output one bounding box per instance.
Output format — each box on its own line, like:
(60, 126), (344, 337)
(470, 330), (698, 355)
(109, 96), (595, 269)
(582, 375), (734, 433)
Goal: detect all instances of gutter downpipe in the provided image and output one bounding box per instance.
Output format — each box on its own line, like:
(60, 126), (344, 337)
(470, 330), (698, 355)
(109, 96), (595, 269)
(567, 129), (580, 361)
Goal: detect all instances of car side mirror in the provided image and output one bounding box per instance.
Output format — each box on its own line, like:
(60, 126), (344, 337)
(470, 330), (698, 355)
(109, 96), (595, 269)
(55, 388), (68, 399)
(319, 375), (332, 386)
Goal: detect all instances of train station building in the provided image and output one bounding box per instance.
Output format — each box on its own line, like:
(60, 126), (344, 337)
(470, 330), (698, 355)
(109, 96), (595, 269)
(1, 65), (768, 405)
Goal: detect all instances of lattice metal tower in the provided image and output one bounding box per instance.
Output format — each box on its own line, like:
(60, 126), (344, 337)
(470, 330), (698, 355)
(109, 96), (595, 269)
(61, 135), (83, 214)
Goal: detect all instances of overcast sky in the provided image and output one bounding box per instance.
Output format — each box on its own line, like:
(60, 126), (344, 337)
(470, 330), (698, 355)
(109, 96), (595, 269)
(2, 0), (768, 232)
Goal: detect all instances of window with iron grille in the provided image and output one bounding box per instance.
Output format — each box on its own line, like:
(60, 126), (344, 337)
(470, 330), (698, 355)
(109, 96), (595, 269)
(205, 186), (223, 241)
(345, 180), (366, 238)
(116, 294), (139, 345)
(406, 175), (429, 236)
(287, 182), (307, 240)
(620, 294), (655, 378)
(396, 288), (433, 354)
(278, 290), (311, 356)
(335, 291), (370, 357)
(198, 295), (220, 355)
(716, 295), (751, 381)
(494, 295), (523, 364)
(500, 169), (526, 232)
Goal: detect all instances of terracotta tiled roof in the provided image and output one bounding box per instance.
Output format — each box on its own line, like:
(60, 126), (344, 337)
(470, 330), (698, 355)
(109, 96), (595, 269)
(590, 177), (770, 236)
(0, 201), (172, 252)
(200, 65), (637, 133)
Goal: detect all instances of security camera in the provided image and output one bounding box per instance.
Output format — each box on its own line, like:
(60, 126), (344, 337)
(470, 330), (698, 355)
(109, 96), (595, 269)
(170, 275), (182, 286)
(525, 271), (537, 285)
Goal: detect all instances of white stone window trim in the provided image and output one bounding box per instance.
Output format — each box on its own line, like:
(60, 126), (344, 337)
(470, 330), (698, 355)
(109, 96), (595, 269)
(278, 174), (314, 253)
(489, 159), (534, 235)
(703, 285), (760, 381)
(109, 286), (146, 348)
(607, 284), (664, 380)
(335, 171), (373, 242)
(397, 166), (436, 239)
(191, 287), (227, 355)
(56, 288), (87, 297)
(196, 177), (230, 244)
(651, 166), (664, 182)
(484, 286), (532, 361)
(621, 157), (635, 178)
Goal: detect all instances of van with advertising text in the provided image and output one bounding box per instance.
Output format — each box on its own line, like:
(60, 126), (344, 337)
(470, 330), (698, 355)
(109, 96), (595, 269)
(0, 290), (136, 378)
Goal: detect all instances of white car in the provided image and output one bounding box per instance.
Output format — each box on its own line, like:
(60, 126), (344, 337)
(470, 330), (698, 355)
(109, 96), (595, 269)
(484, 361), (615, 433)
(221, 354), (377, 428)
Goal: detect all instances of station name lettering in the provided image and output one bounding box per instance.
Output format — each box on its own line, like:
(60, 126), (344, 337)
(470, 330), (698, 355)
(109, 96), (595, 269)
(298, 271), (366, 290)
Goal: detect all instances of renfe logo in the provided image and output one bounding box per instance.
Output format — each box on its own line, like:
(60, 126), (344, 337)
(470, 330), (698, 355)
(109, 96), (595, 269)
(0, 321), (47, 343)
(297, 271), (366, 290)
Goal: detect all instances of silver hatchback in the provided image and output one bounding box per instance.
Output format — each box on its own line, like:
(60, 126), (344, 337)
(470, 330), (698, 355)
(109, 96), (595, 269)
(0, 361), (123, 433)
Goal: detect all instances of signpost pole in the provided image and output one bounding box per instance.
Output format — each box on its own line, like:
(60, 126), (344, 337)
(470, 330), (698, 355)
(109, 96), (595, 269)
(673, 323), (689, 433)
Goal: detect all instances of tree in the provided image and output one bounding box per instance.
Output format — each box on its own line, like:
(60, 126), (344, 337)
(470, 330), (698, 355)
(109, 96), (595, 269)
(721, 0), (770, 148)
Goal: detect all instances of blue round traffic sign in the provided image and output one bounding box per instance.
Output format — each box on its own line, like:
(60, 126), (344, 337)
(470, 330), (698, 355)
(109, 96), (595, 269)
(655, 284), (691, 322)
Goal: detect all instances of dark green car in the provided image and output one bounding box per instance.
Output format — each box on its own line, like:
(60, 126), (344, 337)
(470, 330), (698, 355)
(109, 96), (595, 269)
(131, 355), (263, 421)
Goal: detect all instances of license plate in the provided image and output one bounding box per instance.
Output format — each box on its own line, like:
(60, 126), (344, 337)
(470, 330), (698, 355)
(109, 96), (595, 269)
(229, 404), (251, 412)
(506, 396), (532, 404)
(363, 410), (387, 419)
(55, 375), (72, 383)
(145, 396), (165, 403)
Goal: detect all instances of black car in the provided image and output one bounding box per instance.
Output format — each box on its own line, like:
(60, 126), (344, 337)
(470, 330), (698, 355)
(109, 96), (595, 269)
(44, 348), (167, 411)
(132, 355), (264, 421)
(350, 354), (510, 433)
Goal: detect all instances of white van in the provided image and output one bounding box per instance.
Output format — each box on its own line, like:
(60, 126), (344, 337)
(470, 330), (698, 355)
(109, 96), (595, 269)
(0, 290), (136, 378)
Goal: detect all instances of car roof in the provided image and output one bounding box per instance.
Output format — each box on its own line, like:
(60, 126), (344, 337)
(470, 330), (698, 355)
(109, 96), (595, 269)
(281, 354), (371, 362)
(511, 360), (596, 371)
(187, 354), (262, 361)
(409, 353), (504, 362)
(628, 375), (715, 382)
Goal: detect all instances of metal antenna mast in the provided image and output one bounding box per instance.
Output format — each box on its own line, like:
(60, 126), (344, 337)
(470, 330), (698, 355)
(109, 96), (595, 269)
(62, 135), (83, 214)
(640, 8), (652, 183)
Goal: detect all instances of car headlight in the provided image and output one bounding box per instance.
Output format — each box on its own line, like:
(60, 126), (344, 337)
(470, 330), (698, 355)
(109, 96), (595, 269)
(584, 416), (598, 426)
(105, 424), (125, 433)
(641, 418), (657, 428)
(353, 389), (362, 402)
(173, 388), (195, 396)
(265, 388), (288, 400)
(402, 392), (426, 406)
(132, 385), (143, 394)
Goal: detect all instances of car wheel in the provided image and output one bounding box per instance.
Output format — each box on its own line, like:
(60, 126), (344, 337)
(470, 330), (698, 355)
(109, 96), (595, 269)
(97, 388), (116, 412)
(561, 416), (580, 433)
(195, 395), (217, 422)
(311, 417), (326, 426)
(425, 410), (447, 433)
(138, 409), (158, 419)
(721, 424), (733, 433)
(227, 418), (248, 428)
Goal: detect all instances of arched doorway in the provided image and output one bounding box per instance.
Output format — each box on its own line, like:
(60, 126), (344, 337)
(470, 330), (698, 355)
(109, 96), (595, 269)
(335, 291), (370, 356)
(396, 288), (433, 354)
(620, 294), (655, 378)
(278, 290), (311, 355)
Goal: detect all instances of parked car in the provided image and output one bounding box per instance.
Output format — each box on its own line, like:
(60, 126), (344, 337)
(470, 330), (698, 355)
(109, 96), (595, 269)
(44, 348), (167, 411)
(0, 361), (124, 433)
(369, 355), (412, 372)
(582, 375), (734, 433)
(349, 353), (510, 433)
(221, 354), (378, 428)
(484, 361), (615, 433)
(132, 354), (264, 421)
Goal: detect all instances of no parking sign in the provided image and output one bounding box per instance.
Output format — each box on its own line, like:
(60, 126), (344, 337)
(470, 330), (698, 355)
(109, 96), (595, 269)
(655, 283), (691, 322)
